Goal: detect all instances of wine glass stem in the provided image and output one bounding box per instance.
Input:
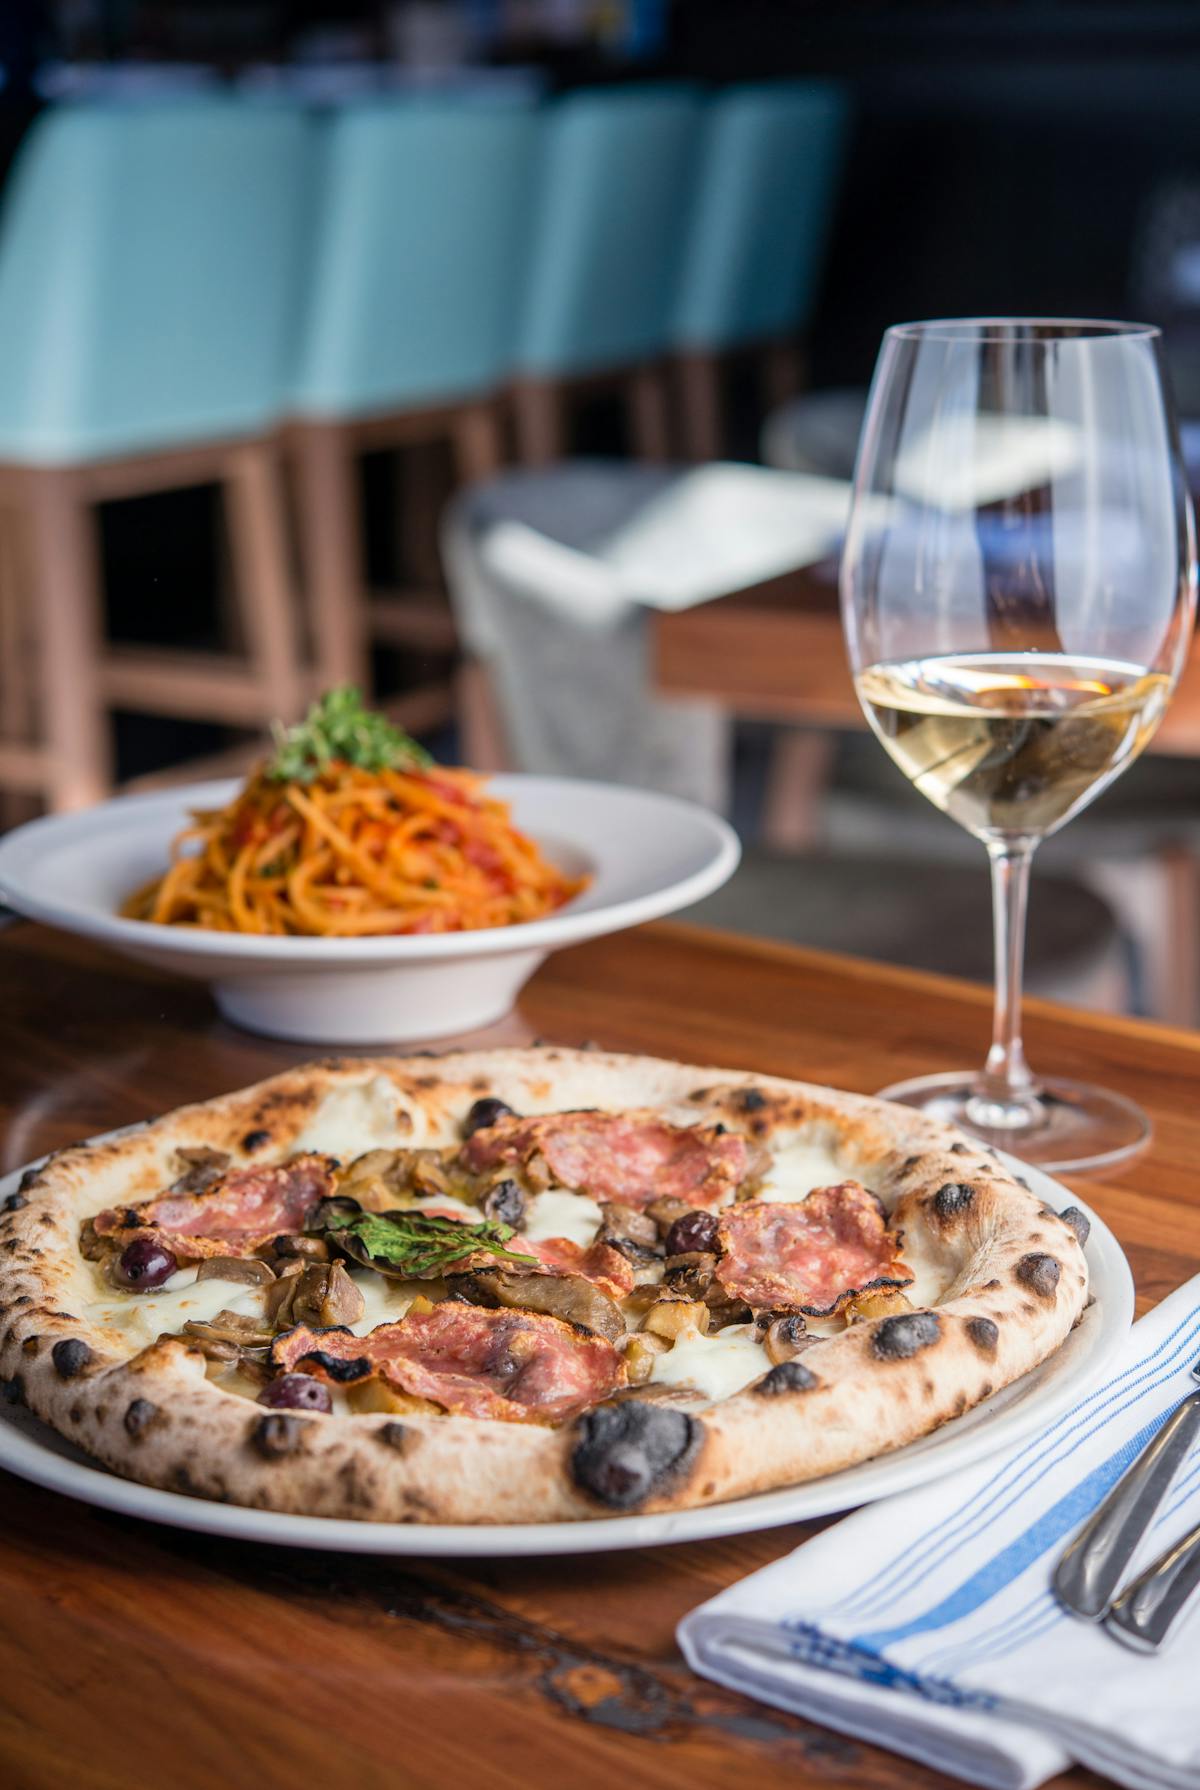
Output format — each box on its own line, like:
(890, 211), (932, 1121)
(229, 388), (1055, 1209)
(969, 840), (1042, 1130)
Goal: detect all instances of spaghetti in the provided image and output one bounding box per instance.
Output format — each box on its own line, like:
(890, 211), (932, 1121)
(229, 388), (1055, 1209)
(122, 693), (587, 938)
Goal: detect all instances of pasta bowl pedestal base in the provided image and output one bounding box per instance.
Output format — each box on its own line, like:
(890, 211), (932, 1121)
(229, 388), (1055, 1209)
(211, 948), (546, 1043)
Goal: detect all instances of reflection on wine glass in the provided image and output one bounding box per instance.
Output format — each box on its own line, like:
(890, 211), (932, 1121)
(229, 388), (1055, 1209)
(841, 319), (1197, 1172)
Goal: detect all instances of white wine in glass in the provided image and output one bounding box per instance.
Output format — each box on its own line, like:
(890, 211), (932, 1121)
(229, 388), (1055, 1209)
(841, 320), (1197, 1173)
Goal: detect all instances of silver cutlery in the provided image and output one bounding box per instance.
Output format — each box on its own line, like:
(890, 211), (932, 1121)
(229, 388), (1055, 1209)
(1104, 1516), (1200, 1652)
(1052, 1359), (1200, 1633)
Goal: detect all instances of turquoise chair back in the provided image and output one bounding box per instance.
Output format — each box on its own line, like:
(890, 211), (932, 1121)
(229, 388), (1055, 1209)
(671, 82), (849, 353)
(293, 98), (540, 417)
(0, 100), (314, 463)
(515, 84), (703, 379)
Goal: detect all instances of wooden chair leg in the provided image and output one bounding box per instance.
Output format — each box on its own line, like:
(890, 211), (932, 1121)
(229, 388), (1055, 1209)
(761, 338), (807, 414)
(456, 658), (511, 772)
(0, 503), (40, 826)
(223, 441), (307, 723)
(453, 403), (506, 486)
(674, 351), (724, 462)
(626, 365), (671, 462)
(761, 727), (837, 852)
(292, 423), (372, 694)
(511, 381), (567, 467)
(1159, 844), (1200, 1027)
(25, 470), (112, 811)
(398, 441), (447, 589)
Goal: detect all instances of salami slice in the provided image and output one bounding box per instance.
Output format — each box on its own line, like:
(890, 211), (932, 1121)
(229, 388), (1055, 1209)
(715, 1182), (913, 1314)
(461, 1110), (753, 1209)
(273, 1304), (625, 1423)
(521, 1235), (635, 1301)
(94, 1154), (336, 1260)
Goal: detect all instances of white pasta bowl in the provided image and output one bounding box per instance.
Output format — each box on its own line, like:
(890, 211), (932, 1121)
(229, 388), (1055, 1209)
(0, 776), (740, 1043)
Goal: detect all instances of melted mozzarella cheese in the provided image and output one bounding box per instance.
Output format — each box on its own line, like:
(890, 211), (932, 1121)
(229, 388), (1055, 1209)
(291, 1077), (414, 1157)
(83, 1269), (266, 1347)
(649, 1323), (767, 1402)
(755, 1138), (848, 1203)
(348, 1272), (425, 1334)
(522, 1189), (603, 1248)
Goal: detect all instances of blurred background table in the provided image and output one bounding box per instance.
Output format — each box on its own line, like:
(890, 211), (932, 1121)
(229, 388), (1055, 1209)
(0, 917), (1196, 1790)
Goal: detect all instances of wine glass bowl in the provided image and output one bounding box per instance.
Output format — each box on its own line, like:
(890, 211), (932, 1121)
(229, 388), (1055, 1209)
(841, 320), (1197, 1172)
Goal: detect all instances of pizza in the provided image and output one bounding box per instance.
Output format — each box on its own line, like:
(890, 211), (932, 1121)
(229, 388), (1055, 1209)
(0, 1048), (1091, 1524)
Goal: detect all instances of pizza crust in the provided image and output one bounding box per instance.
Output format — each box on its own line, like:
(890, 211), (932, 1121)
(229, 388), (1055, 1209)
(0, 1049), (1090, 1523)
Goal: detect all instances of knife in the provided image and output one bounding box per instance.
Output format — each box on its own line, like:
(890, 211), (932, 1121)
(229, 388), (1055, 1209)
(1052, 1362), (1200, 1623)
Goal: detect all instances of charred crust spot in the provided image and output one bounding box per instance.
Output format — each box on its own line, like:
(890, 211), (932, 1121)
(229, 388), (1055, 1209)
(965, 1316), (999, 1356)
(737, 1088), (767, 1112)
(873, 1312), (941, 1360)
(933, 1182), (975, 1219)
(1059, 1206), (1091, 1247)
(240, 1129), (272, 1153)
(379, 1421), (410, 1451)
(251, 1413), (305, 1458)
(21, 1336), (40, 1357)
(898, 1154), (921, 1176)
(980, 1380), (994, 1399)
(1, 1192), (26, 1213)
(69, 1405), (82, 1424)
(51, 1338), (92, 1379)
(949, 1142), (971, 1157)
(124, 1397), (160, 1439)
(750, 1117), (768, 1138)
(755, 1360), (817, 1396)
(1016, 1253), (1061, 1298)
(0, 1375), (24, 1406)
(571, 1401), (701, 1510)
(18, 1167), (42, 1193)
(297, 1349), (371, 1383)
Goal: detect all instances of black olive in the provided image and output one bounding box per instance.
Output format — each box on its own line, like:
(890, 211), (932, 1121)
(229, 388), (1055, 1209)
(112, 1237), (179, 1290)
(257, 1374), (333, 1414)
(462, 1096), (518, 1137)
(664, 1210), (719, 1257)
(481, 1178), (526, 1227)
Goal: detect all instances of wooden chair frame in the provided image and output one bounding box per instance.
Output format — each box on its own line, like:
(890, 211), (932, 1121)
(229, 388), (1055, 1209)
(0, 435), (304, 812)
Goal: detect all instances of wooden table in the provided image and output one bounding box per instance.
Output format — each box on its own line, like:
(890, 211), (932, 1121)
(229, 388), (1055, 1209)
(652, 562), (1200, 756)
(3, 919), (1198, 1790)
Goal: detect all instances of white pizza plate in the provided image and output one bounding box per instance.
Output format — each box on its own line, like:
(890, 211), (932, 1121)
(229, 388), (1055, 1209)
(0, 776), (740, 1043)
(0, 1149), (1133, 1556)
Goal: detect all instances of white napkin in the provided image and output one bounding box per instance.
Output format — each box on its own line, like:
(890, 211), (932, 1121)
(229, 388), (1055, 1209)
(679, 1277), (1200, 1790)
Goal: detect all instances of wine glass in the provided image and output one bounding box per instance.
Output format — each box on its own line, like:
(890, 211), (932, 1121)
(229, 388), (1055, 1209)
(840, 319), (1197, 1172)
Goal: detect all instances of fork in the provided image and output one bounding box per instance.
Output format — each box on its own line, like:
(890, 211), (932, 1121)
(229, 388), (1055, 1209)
(1052, 1358), (1200, 1628)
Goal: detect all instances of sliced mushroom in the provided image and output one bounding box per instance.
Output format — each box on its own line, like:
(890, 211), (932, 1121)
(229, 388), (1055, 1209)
(261, 1233), (330, 1267)
(597, 1202), (661, 1265)
(761, 1313), (812, 1366)
(336, 1147), (455, 1209)
(182, 1309), (275, 1352)
(170, 1146), (231, 1195)
(196, 1256), (276, 1286)
(643, 1296), (710, 1341)
(663, 1250), (717, 1299)
(479, 1177), (526, 1228)
(704, 1294), (754, 1332)
(266, 1260), (366, 1330)
(846, 1287), (913, 1323)
(645, 1195), (694, 1236)
(621, 1331), (670, 1384)
(453, 1268), (626, 1342)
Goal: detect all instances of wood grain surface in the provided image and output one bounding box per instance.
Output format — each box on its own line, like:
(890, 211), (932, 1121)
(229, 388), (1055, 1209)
(3, 918), (1196, 1790)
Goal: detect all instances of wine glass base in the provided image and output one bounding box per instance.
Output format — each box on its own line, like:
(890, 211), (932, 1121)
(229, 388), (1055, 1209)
(876, 1072), (1150, 1176)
